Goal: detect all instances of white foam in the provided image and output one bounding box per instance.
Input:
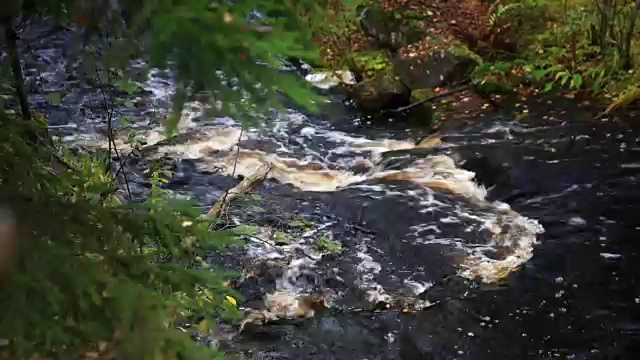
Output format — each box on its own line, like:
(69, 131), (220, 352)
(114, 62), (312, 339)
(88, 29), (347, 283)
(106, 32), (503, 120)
(60, 67), (547, 311)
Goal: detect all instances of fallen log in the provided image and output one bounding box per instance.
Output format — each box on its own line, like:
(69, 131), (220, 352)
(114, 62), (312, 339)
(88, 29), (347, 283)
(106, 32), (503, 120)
(381, 81), (472, 114)
(206, 163), (272, 219)
(415, 131), (442, 148)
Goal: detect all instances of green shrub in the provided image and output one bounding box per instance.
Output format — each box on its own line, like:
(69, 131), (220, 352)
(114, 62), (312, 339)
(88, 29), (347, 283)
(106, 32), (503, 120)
(0, 113), (244, 359)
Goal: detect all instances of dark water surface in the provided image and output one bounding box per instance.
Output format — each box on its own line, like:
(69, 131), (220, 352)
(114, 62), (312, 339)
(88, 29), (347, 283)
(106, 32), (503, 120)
(220, 102), (640, 360)
(4, 19), (640, 360)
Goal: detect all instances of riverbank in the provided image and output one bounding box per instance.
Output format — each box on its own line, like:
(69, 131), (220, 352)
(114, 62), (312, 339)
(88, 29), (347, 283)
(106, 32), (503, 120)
(310, 0), (640, 128)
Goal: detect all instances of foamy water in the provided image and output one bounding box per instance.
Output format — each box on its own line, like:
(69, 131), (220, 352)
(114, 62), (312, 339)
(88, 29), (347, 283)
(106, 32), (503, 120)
(59, 68), (544, 319)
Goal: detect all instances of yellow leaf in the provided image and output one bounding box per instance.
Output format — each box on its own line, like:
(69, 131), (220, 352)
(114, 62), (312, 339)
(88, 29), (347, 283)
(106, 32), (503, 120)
(401, 308), (411, 313)
(225, 295), (238, 307)
(223, 12), (233, 23)
(197, 319), (209, 334)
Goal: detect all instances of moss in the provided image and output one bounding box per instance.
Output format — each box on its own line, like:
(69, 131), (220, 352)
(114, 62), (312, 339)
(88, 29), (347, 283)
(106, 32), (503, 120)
(449, 42), (483, 64)
(288, 216), (312, 229)
(353, 50), (392, 79)
(410, 88), (436, 102)
(407, 88), (436, 125)
(314, 234), (343, 254)
(349, 67), (410, 112)
(273, 230), (291, 245)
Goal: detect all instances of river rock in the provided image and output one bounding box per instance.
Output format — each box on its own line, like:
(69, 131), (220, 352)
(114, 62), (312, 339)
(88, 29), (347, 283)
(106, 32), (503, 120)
(356, 5), (423, 50)
(347, 69), (410, 112)
(393, 49), (478, 90)
(405, 88), (435, 125)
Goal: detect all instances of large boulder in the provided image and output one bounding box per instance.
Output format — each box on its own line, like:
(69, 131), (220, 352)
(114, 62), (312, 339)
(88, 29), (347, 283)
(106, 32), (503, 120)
(393, 48), (478, 90)
(347, 69), (410, 113)
(356, 5), (424, 50)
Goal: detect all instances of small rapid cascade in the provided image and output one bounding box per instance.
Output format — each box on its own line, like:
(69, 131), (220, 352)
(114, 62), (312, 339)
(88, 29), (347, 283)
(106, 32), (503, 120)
(95, 86), (545, 315)
(12, 20), (550, 355)
(10, 19), (640, 359)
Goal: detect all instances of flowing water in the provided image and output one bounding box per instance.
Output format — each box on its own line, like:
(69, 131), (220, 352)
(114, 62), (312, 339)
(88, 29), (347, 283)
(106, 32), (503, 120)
(5, 19), (640, 359)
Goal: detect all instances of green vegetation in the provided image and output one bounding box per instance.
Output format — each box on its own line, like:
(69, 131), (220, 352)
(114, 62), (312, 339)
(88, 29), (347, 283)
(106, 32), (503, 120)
(313, 0), (640, 113)
(314, 233), (343, 254)
(2, 0), (637, 357)
(287, 216), (313, 230)
(475, 0), (640, 109)
(0, 112), (246, 359)
(0, 0), (335, 358)
(353, 51), (392, 78)
(272, 230), (291, 244)
(305, 0), (368, 75)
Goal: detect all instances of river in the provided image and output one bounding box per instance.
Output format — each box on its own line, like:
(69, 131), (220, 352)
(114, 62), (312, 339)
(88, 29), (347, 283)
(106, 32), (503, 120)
(8, 18), (640, 360)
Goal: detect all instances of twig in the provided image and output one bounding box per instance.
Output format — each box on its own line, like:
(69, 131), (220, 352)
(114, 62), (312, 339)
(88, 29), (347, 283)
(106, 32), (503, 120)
(593, 110), (608, 121)
(95, 64), (114, 170)
(382, 82), (472, 114)
(94, 64), (132, 199)
(301, 221), (337, 239)
(110, 138), (132, 198)
(240, 234), (321, 262)
(218, 129), (244, 224)
(231, 128), (244, 178)
(241, 234), (289, 256)
(48, 148), (75, 172)
(113, 149), (137, 180)
(347, 223), (376, 235)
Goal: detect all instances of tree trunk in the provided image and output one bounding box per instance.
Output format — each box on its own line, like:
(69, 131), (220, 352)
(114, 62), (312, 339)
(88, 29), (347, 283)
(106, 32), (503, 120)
(622, 0), (640, 69)
(2, 17), (31, 122)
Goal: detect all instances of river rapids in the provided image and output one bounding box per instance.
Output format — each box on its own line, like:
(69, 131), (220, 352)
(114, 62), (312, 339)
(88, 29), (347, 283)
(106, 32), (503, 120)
(5, 18), (640, 359)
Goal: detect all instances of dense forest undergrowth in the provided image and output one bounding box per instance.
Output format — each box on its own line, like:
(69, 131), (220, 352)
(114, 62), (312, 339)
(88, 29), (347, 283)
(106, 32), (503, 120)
(0, 0), (639, 359)
(312, 0), (640, 121)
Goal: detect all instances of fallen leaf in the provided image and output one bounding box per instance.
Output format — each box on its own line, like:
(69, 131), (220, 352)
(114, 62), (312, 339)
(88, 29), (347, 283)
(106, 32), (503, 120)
(97, 341), (108, 352)
(223, 12), (233, 23)
(225, 295), (238, 307)
(197, 319), (208, 334)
